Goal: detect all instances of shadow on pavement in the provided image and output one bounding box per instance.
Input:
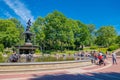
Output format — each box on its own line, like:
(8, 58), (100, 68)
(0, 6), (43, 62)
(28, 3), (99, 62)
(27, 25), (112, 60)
(29, 72), (120, 80)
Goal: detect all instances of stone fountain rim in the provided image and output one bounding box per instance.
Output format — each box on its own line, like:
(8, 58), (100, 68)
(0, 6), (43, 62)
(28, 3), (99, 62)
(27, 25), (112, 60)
(0, 60), (90, 66)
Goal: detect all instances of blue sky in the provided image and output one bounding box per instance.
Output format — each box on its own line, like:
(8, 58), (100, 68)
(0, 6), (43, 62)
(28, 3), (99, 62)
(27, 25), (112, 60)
(0, 0), (120, 34)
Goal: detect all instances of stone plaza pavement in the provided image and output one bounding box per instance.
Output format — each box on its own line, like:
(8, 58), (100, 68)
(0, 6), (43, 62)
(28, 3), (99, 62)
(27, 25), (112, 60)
(0, 57), (120, 80)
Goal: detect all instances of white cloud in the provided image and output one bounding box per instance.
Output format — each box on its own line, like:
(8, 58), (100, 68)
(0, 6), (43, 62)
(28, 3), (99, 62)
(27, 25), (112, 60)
(4, 0), (34, 22)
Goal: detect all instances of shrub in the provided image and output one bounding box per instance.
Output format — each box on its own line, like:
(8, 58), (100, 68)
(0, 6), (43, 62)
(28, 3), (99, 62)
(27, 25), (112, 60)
(35, 49), (41, 54)
(35, 55), (75, 62)
(90, 46), (98, 49)
(35, 56), (57, 62)
(0, 52), (4, 62)
(98, 48), (108, 54)
(0, 44), (4, 52)
(108, 44), (119, 51)
(4, 48), (13, 56)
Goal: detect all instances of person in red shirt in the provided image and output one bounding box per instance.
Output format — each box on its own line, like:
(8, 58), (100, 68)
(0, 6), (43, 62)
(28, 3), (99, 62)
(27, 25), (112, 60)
(98, 53), (105, 66)
(98, 55), (102, 60)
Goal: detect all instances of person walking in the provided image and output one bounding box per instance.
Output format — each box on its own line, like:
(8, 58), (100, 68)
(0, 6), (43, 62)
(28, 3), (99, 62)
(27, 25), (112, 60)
(112, 52), (117, 64)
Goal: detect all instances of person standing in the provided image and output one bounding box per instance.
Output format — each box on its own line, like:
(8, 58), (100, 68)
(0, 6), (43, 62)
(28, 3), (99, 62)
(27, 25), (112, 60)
(112, 52), (117, 64)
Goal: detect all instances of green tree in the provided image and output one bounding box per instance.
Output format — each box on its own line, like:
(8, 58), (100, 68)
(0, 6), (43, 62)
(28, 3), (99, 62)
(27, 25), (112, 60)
(32, 17), (45, 52)
(116, 35), (120, 46)
(0, 19), (20, 47)
(95, 26), (117, 47)
(87, 24), (96, 46)
(9, 18), (24, 45)
(32, 11), (92, 51)
(44, 11), (74, 51)
(76, 21), (91, 49)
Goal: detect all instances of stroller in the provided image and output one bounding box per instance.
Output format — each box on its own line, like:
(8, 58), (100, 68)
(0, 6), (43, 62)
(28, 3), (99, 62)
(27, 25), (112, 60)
(98, 54), (106, 66)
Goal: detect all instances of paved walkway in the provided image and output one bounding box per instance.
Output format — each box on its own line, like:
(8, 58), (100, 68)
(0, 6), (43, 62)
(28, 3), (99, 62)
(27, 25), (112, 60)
(0, 57), (120, 80)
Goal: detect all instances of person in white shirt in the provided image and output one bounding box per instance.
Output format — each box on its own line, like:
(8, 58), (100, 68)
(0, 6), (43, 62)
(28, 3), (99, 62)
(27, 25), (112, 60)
(112, 52), (117, 64)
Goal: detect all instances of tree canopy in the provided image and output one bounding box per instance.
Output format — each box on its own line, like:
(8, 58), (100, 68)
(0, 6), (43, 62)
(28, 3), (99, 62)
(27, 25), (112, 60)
(0, 19), (20, 47)
(0, 11), (119, 52)
(95, 26), (117, 47)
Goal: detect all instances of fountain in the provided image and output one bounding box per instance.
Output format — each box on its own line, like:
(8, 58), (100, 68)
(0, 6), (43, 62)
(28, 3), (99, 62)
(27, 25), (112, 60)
(0, 19), (91, 73)
(15, 19), (38, 55)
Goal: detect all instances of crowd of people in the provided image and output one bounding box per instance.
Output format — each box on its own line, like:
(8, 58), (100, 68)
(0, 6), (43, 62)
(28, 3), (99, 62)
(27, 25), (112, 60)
(90, 51), (106, 66)
(89, 51), (117, 65)
(74, 50), (118, 66)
